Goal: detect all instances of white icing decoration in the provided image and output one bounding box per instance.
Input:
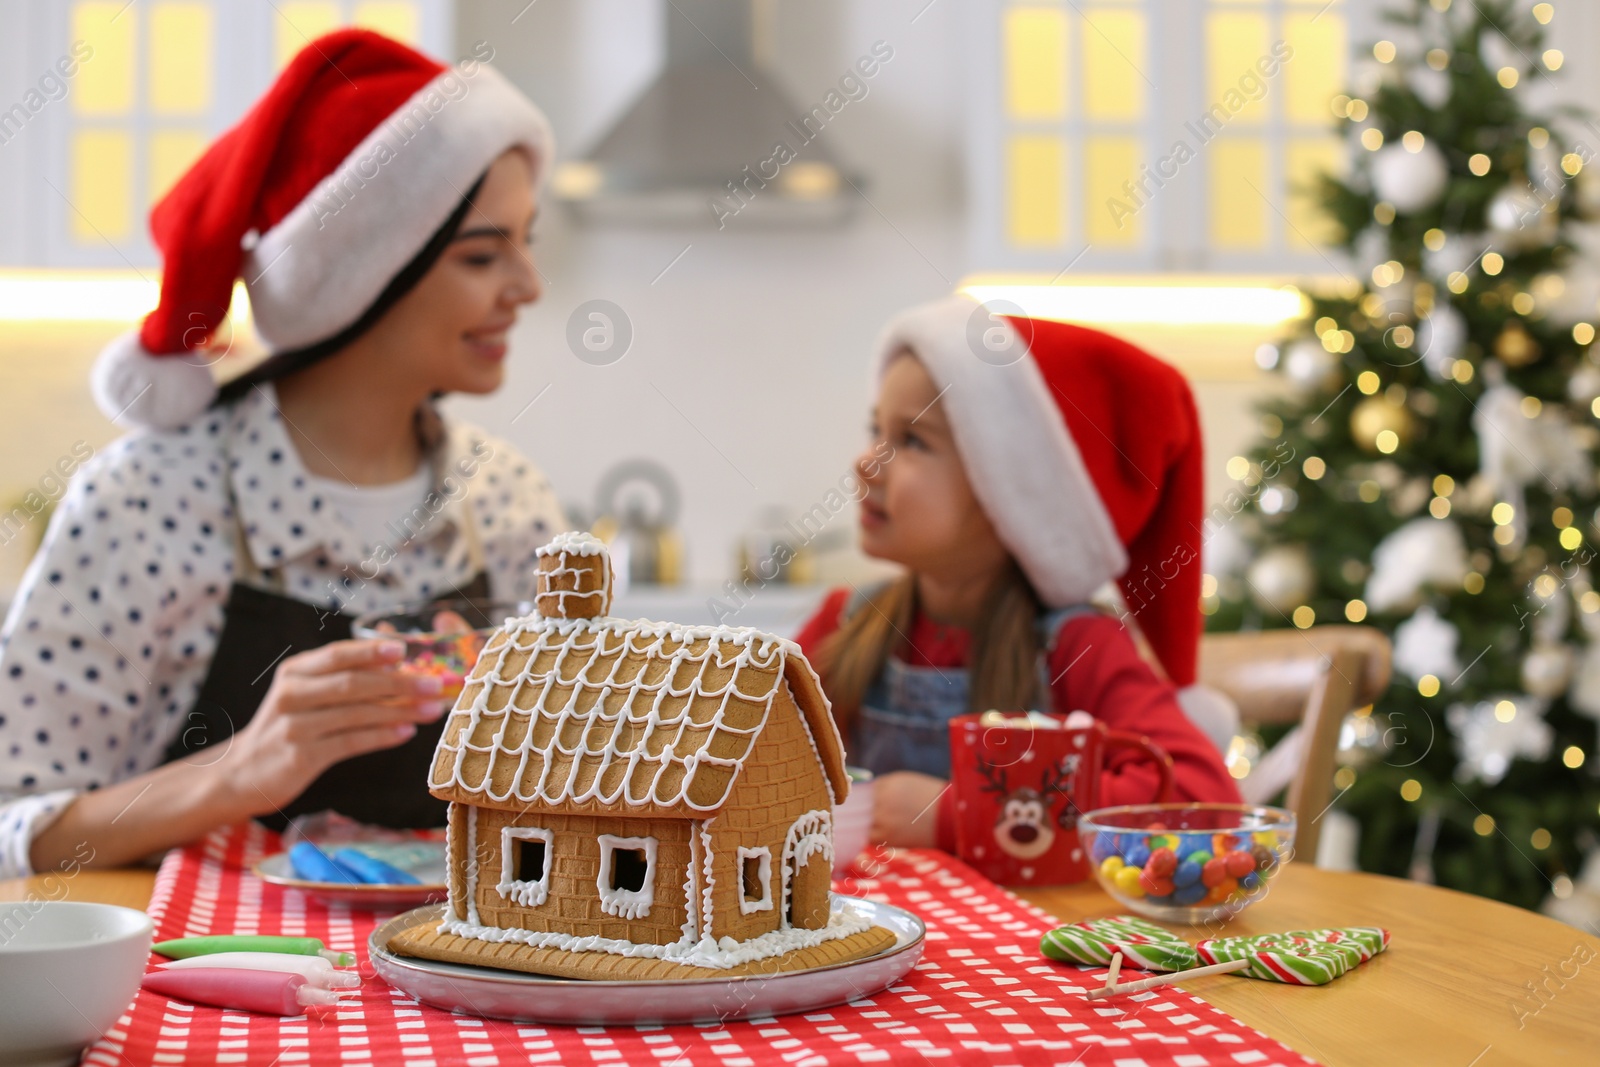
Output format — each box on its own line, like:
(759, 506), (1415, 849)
(465, 806), (481, 925)
(536, 530), (611, 558)
(596, 834), (657, 920)
(436, 899), (872, 970)
(699, 820), (717, 940)
(736, 846), (774, 915)
(778, 810), (833, 930)
(445, 801), (461, 920)
(681, 824), (702, 944)
(430, 616), (828, 813)
(497, 826), (553, 907)
(535, 531), (613, 617)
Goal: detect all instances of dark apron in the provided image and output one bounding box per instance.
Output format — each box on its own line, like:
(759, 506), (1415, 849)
(847, 584), (1098, 778)
(164, 434), (490, 831)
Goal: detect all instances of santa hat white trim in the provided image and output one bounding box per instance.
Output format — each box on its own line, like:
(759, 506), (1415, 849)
(874, 296), (1128, 608)
(245, 62), (553, 352)
(90, 330), (218, 431)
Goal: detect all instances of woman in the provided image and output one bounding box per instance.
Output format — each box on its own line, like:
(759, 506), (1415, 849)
(0, 30), (563, 878)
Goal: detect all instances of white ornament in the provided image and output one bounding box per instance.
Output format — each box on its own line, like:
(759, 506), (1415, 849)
(1486, 183), (1558, 251)
(1545, 266), (1600, 328)
(1423, 231), (1491, 281)
(1203, 518), (1255, 580)
(1571, 366), (1600, 408)
(1393, 605), (1461, 685)
(1445, 695), (1553, 785)
(1372, 142), (1451, 213)
(1521, 643), (1575, 699)
(1247, 545), (1315, 615)
(1417, 304), (1468, 380)
(1411, 67), (1451, 110)
(1569, 642), (1600, 731)
(1283, 337), (1342, 390)
(1474, 363), (1592, 546)
(1364, 517), (1470, 614)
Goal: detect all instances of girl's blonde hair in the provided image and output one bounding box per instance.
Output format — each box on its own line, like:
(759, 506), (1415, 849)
(815, 559), (1045, 737)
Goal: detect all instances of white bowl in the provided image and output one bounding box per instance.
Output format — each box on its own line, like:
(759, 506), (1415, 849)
(833, 768), (875, 872)
(0, 901), (152, 1067)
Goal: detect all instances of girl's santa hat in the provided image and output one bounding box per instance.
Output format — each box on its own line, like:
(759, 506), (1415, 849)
(92, 29), (553, 431)
(876, 296), (1208, 689)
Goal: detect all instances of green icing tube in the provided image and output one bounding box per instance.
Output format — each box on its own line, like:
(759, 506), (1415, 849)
(151, 935), (354, 966)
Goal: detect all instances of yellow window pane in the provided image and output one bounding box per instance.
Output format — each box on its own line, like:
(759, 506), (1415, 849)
(1004, 8), (1068, 121)
(71, 130), (133, 242)
(354, 2), (420, 44)
(149, 129), (209, 206)
(1206, 12), (1270, 127)
(1209, 138), (1268, 249)
(1085, 137), (1140, 245)
(275, 2), (344, 70)
(1287, 136), (1343, 249)
(72, 2), (136, 116)
(1007, 135), (1065, 247)
(1082, 9), (1145, 121)
(1284, 12), (1345, 124)
(149, 3), (213, 115)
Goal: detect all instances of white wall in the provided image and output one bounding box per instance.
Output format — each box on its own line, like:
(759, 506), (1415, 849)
(446, 0), (968, 587)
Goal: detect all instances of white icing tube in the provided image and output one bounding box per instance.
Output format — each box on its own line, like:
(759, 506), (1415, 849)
(156, 951), (362, 989)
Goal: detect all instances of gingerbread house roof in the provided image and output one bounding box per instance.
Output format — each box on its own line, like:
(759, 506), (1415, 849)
(428, 615), (850, 817)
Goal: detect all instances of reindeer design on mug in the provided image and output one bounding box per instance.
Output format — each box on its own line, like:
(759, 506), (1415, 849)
(975, 754), (1083, 860)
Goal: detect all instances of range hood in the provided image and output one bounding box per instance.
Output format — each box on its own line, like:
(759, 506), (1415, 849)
(550, 0), (860, 226)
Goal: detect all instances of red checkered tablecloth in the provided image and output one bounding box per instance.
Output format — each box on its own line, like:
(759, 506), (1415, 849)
(83, 823), (1319, 1066)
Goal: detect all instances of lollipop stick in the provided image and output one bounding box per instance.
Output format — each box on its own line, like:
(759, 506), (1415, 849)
(1084, 957), (1249, 999)
(1104, 951), (1123, 992)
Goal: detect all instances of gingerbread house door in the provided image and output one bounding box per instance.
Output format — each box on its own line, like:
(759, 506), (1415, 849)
(783, 813), (833, 929)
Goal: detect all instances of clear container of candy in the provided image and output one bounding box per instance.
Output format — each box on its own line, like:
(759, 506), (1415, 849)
(1077, 803), (1296, 923)
(352, 598), (531, 702)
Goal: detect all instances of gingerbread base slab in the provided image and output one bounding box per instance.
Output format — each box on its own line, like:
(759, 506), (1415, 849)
(387, 921), (899, 981)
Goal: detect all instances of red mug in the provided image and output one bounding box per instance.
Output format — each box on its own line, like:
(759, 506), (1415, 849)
(948, 711), (1174, 886)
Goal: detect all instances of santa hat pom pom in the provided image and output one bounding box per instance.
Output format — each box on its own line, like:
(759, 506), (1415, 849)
(91, 331), (218, 431)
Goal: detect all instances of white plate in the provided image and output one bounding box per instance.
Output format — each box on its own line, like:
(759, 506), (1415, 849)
(368, 896), (926, 1025)
(254, 843), (448, 909)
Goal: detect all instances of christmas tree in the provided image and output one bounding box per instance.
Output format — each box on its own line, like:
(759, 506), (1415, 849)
(1209, 0), (1600, 911)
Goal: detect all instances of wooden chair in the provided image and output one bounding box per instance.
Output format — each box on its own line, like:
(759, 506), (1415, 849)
(1197, 625), (1393, 863)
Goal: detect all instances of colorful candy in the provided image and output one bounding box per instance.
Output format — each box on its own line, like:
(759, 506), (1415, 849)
(1085, 819), (1291, 916)
(375, 609), (484, 701)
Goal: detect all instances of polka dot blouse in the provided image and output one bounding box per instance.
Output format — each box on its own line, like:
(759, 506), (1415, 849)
(0, 383), (565, 877)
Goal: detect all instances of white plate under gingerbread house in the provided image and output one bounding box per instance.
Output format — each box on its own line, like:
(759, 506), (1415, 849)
(368, 896), (925, 1025)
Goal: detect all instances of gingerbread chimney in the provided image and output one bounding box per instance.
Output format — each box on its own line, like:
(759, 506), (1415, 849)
(534, 531), (614, 620)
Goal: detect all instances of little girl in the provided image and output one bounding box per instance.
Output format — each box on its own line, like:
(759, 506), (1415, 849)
(794, 297), (1241, 851)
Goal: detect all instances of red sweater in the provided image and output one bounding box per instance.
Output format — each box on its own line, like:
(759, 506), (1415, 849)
(793, 587), (1242, 850)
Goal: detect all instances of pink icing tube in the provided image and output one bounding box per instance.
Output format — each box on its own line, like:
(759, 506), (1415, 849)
(141, 967), (346, 1015)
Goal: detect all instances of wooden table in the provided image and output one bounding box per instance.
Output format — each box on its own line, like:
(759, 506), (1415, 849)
(3, 864), (1595, 1067)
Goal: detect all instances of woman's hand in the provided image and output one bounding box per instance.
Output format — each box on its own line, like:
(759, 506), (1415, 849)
(869, 770), (950, 849)
(207, 639), (447, 819)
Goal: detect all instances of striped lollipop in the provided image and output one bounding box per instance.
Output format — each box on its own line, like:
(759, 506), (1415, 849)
(1195, 928), (1385, 985)
(1040, 916), (1199, 972)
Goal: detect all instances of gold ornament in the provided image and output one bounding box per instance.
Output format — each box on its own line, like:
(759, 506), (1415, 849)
(1351, 394), (1414, 453)
(1495, 320), (1542, 366)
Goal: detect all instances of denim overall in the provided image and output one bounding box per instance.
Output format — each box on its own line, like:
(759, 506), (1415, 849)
(847, 586), (1100, 778)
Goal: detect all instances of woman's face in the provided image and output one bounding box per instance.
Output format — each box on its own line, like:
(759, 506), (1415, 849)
(855, 350), (1010, 581)
(363, 148), (541, 395)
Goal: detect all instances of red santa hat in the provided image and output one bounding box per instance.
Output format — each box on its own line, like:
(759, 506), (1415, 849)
(875, 296), (1206, 687)
(91, 29), (554, 431)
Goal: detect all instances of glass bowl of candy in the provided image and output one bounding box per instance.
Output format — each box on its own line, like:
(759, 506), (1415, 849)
(352, 598), (531, 702)
(1077, 803), (1296, 923)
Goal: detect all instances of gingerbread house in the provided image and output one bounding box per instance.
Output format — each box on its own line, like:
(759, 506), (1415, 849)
(390, 531), (894, 980)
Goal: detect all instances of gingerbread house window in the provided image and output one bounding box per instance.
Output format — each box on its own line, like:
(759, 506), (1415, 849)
(498, 827), (553, 908)
(737, 846), (773, 915)
(596, 834), (657, 920)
